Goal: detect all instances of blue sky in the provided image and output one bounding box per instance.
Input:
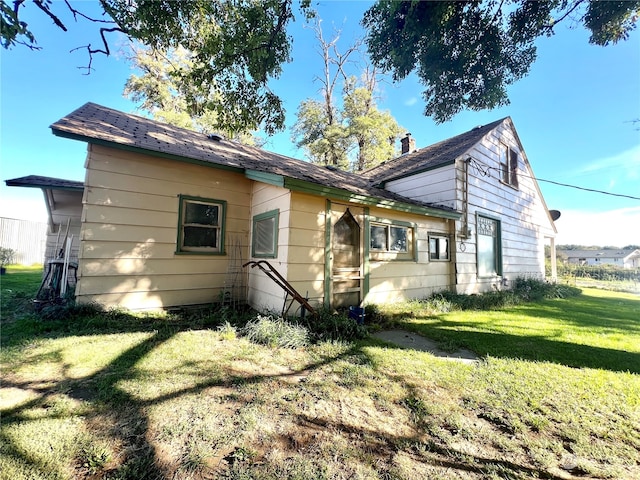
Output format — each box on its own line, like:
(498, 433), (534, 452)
(1, 1), (639, 246)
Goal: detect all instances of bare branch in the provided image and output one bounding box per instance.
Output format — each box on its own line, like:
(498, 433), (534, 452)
(64, 0), (116, 24)
(70, 26), (126, 74)
(33, 0), (67, 32)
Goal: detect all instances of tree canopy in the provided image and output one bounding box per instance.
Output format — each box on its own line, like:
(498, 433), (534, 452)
(3, 0), (312, 135)
(363, 0), (640, 123)
(3, 0), (638, 129)
(123, 45), (261, 145)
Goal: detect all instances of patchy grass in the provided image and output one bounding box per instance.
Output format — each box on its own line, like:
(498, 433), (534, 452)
(1, 271), (639, 479)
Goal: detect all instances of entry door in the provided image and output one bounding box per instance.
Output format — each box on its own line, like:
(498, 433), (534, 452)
(331, 204), (363, 308)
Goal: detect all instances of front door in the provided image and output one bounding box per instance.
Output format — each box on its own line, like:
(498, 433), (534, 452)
(330, 204), (363, 308)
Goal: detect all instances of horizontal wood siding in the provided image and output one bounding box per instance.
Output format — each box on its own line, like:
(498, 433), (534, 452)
(77, 144), (251, 310)
(247, 183), (292, 312)
(285, 192), (327, 309)
(454, 121), (556, 293)
(45, 190), (83, 268)
(385, 166), (457, 209)
(366, 207), (455, 303)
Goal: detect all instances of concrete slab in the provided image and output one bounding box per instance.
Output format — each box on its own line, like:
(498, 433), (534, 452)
(372, 329), (479, 365)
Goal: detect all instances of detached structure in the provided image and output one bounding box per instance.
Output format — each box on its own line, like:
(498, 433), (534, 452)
(7, 103), (558, 312)
(4, 175), (83, 265)
(558, 248), (640, 269)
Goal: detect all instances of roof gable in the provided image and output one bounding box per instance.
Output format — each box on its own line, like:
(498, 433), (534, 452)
(363, 118), (507, 184)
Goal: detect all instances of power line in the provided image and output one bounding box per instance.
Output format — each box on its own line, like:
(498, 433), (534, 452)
(534, 178), (640, 201)
(467, 158), (640, 201)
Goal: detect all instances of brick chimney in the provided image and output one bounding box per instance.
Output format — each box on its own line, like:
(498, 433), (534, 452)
(401, 133), (416, 154)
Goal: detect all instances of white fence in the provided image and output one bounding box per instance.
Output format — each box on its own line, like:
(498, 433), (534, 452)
(0, 217), (48, 265)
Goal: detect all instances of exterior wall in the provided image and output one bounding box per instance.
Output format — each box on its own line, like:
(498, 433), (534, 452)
(454, 122), (555, 293)
(77, 144), (251, 310)
(382, 120), (556, 294)
(246, 183), (292, 312)
(285, 192), (327, 309)
(384, 165), (457, 210)
(366, 207), (455, 303)
(44, 189), (83, 266)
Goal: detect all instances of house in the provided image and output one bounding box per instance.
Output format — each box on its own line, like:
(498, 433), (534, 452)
(7, 103), (558, 313)
(558, 248), (640, 269)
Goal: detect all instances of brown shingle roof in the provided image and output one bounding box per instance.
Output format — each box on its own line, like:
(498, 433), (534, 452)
(5, 175), (84, 190)
(364, 118), (508, 184)
(50, 103), (458, 217)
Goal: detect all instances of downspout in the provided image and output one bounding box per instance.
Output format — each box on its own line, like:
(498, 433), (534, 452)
(460, 158), (471, 239)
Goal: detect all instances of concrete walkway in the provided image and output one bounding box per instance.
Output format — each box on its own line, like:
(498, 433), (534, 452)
(372, 329), (479, 365)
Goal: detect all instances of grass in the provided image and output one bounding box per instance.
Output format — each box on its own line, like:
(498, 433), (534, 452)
(1, 269), (639, 479)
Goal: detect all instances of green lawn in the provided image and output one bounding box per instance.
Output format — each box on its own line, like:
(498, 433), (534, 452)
(388, 288), (640, 373)
(1, 270), (639, 479)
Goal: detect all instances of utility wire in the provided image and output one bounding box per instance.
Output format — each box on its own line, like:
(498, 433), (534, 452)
(467, 158), (640, 201)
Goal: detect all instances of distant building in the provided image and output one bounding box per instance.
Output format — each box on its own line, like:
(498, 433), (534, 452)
(558, 249), (640, 269)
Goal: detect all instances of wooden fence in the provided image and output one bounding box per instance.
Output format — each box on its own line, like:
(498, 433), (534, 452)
(0, 217), (48, 265)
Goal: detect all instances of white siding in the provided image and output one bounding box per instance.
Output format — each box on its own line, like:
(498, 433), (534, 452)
(385, 166), (457, 209)
(381, 119), (556, 294)
(247, 183), (292, 312)
(455, 121), (556, 293)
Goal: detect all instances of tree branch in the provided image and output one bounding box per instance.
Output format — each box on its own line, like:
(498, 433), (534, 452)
(33, 0), (67, 31)
(543, 0), (588, 34)
(70, 26), (126, 74)
(64, 0), (116, 24)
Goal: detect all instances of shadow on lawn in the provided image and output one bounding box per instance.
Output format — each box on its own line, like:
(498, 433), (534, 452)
(1, 314), (615, 480)
(0, 317), (366, 479)
(394, 319), (640, 374)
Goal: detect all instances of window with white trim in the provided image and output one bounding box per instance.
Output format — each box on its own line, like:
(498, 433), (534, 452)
(252, 209), (279, 258)
(177, 195), (226, 254)
(477, 214), (502, 276)
(429, 234), (450, 261)
(499, 143), (519, 188)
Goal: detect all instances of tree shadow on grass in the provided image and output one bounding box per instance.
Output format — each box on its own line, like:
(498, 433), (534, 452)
(393, 319), (640, 374)
(0, 322), (364, 479)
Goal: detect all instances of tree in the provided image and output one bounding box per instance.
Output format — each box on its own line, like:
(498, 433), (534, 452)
(124, 45), (261, 145)
(292, 20), (403, 171)
(363, 0), (640, 123)
(291, 19), (357, 168)
(342, 69), (404, 171)
(2, 0), (313, 135)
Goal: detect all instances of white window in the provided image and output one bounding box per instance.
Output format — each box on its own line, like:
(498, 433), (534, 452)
(499, 144), (519, 188)
(429, 234), (450, 261)
(252, 209), (279, 258)
(477, 214), (502, 276)
(177, 195), (226, 254)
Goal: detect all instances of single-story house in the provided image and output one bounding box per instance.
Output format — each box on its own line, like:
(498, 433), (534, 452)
(7, 103), (558, 313)
(558, 248), (640, 269)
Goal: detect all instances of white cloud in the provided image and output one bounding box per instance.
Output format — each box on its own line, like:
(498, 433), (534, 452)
(555, 206), (640, 247)
(576, 144), (640, 180)
(404, 97), (418, 107)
